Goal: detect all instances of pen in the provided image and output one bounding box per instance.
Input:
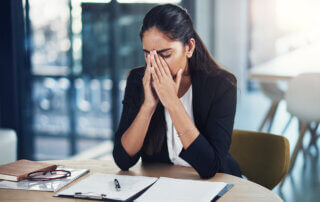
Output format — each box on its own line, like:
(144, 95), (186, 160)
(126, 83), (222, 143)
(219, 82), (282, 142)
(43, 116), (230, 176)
(114, 179), (121, 191)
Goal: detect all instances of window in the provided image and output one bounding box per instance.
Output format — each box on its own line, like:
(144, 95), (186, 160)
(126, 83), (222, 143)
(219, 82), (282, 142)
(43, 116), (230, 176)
(23, 0), (192, 160)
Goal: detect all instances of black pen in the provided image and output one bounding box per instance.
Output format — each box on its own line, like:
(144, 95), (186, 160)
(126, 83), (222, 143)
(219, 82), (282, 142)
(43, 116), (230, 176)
(114, 179), (121, 191)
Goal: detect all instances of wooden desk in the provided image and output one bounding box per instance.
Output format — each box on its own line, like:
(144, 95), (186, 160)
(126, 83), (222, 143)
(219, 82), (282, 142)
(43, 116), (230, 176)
(0, 160), (282, 202)
(249, 43), (320, 81)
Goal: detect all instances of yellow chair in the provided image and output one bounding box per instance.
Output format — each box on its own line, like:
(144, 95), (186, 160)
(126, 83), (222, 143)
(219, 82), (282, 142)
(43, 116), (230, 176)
(229, 130), (290, 190)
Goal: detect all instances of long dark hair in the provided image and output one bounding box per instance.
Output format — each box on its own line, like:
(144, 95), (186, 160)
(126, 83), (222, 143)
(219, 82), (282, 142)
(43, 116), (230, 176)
(140, 4), (221, 75)
(139, 4), (227, 155)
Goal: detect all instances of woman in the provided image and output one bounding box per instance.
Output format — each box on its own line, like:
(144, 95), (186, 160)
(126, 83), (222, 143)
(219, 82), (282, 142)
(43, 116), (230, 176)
(113, 4), (241, 179)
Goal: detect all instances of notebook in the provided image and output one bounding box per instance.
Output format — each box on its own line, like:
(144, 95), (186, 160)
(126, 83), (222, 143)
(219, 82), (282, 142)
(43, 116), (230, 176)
(55, 173), (158, 201)
(0, 160), (57, 181)
(134, 177), (228, 202)
(0, 167), (89, 192)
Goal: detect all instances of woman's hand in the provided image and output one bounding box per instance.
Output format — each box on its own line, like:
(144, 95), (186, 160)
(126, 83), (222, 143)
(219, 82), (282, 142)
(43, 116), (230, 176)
(142, 54), (159, 112)
(149, 50), (183, 110)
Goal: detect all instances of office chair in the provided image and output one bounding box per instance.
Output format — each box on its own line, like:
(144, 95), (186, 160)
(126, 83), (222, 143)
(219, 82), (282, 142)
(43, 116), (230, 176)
(285, 73), (320, 173)
(258, 82), (293, 135)
(229, 129), (290, 190)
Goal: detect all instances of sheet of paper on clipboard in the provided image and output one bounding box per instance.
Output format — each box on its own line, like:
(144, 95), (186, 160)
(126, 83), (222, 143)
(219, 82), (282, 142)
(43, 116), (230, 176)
(55, 173), (158, 201)
(134, 177), (228, 202)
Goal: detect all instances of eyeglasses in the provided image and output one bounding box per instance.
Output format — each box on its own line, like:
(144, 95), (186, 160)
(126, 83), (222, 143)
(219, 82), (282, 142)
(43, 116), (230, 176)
(27, 170), (71, 181)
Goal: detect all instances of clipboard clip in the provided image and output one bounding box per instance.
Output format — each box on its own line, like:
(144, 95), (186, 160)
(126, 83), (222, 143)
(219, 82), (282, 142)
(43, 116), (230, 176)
(74, 192), (107, 200)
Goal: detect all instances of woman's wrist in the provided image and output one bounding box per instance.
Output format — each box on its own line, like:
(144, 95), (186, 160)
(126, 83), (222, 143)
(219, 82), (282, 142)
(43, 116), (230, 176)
(141, 102), (157, 116)
(166, 97), (182, 113)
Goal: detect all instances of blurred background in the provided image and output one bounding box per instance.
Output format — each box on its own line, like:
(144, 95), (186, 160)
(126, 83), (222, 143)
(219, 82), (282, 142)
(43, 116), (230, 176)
(0, 0), (319, 201)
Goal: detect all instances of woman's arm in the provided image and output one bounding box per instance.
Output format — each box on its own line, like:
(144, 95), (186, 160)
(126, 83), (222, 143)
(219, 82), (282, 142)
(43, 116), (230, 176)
(113, 68), (155, 170)
(166, 99), (200, 149)
(148, 51), (200, 149)
(178, 76), (237, 179)
(120, 56), (158, 157)
(113, 57), (158, 170)
(120, 104), (154, 157)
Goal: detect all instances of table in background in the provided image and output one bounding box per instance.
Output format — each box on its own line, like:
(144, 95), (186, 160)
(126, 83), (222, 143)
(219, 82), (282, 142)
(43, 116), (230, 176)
(0, 160), (283, 202)
(248, 43), (320, 132)
(249, 43), (320, 82)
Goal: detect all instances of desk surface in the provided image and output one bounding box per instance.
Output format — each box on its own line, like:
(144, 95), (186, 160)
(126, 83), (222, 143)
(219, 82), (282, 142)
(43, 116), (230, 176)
(249, 43), (320, 81)
(0, 160), (282, 202)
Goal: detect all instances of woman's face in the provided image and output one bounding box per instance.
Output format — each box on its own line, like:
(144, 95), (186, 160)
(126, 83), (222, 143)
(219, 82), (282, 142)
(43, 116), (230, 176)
(142, 27), (190, 77)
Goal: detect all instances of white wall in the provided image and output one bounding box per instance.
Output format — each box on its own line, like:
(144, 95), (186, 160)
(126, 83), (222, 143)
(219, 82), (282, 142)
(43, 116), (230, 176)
(213, 0), (249, 91)
(250, 0), (276, 64)
(195, 0), (212, 51)
(195, 0), (249, 91)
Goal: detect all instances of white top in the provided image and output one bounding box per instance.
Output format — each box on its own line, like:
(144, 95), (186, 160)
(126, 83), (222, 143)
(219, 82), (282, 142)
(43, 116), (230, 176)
(165, 85), (193, 167)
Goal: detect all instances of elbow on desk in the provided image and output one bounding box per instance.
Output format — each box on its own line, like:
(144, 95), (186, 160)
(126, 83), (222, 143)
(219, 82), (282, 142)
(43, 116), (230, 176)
(112, 147), (130, 171)
(196, 159), (220, 179)
(112, 153), (130, 171)
(198, 167), (218, 179)
(116, 162), (130, 171)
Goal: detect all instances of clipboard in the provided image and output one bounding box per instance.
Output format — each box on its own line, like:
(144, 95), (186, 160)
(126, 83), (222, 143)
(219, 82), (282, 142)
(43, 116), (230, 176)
(55, 173), (158, 201)
(58, 183), (156, 201)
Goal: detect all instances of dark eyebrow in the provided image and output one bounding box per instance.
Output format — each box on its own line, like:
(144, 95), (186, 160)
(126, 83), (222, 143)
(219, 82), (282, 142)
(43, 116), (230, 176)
(143, 48), (171, 54)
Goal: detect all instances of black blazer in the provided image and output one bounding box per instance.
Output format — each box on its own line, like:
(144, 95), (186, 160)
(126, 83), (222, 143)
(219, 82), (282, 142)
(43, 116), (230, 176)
(113, 66), (242, 179)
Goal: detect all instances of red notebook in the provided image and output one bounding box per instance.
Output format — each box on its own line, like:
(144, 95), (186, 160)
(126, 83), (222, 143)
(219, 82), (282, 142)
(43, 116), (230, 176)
(0, 159), (57, 181)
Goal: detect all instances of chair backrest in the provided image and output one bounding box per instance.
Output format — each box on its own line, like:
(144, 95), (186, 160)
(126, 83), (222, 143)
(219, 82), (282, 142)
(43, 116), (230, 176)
(285, 73), (320, 123)
(229, 130), (290, 190)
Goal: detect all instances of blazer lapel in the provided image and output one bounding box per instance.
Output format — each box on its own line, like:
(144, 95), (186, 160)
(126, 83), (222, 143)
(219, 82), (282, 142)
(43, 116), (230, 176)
(191, 70), (218, 132)
(191, 71), (204, 131)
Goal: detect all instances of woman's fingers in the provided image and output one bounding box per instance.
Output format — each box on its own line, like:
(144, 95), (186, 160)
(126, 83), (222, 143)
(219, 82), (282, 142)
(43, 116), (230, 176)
(175, 68), (183, 91)
(150, 51), (158, 69)
(146, 54), (151, 68)
(150, 67), (159, 84)
(146, 55), (151, 80)
(159, 56), (171, 76)
(150, 52), (163, 80)
(143, 55), (150, 83)
(145, 66), (151, 84)
(154, 53), (166, 77)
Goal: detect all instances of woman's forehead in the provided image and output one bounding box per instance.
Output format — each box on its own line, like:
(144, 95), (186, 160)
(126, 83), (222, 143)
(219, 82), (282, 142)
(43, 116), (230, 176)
(142, 27), (182, 51)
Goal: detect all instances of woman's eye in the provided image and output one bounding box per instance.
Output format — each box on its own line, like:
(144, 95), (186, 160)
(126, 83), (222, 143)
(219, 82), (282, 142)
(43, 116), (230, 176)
(161, 54), (171, 58)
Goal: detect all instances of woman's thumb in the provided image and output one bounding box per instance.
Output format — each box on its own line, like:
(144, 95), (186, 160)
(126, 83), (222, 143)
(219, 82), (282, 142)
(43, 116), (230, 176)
(175, 69), (183, 86)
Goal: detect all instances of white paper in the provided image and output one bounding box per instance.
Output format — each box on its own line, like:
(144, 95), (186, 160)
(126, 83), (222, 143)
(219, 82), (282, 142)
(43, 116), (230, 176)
(0, 168), (89, 192)
(55, 173), (158, 201)
(134, 177), (227, 202)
